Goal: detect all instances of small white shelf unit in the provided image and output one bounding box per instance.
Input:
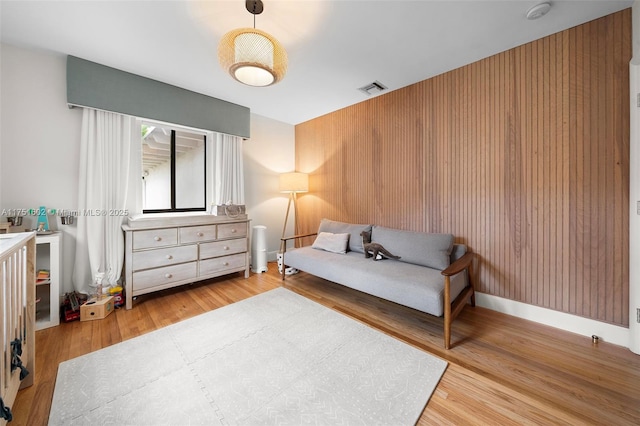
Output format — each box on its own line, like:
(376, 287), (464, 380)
(35, 232), (61, 330)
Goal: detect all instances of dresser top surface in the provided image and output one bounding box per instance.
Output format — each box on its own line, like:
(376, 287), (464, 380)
(123, 213), (249, 231)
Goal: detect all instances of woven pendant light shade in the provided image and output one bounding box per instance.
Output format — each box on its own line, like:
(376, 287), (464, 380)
(219, 27), (287, 87)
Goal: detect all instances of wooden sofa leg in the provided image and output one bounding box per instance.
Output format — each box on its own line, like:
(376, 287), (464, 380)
(468, 265), (476, 307)
(444, 319), (451, 350)
(280, 241), (288, 281)
(444, 276), (452, 349)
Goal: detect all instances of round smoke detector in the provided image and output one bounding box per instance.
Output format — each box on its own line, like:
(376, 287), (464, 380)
(526, 2), (551, 20)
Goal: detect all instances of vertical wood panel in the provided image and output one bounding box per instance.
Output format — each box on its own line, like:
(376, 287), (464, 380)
(294, 10), (631, 326)
(620, 11), (631, 326)
(561, 29), (571, 315)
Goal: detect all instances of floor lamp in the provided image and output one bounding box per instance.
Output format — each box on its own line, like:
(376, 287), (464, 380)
(279, 172), (308, 272)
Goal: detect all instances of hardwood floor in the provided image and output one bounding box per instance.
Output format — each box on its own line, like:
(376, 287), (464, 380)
(12, 263), (640, 425)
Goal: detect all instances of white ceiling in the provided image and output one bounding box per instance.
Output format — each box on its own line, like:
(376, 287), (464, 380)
(0, 0), (633, 125)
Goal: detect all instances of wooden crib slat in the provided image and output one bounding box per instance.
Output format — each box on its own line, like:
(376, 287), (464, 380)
(1, 259), (6, 394)
(0, 233), (36, 424)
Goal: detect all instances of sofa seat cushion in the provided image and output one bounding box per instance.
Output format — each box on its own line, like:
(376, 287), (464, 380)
(285, 247), (467, 317)
(371, 226), (454, 270)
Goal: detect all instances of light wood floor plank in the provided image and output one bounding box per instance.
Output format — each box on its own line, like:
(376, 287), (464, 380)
(11, 264), (640, 425)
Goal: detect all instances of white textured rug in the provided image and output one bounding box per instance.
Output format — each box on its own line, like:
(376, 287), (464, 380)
(49, 288), (447, 425)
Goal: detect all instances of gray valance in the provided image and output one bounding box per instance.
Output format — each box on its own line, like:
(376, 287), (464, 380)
(66, 56), (250, 138)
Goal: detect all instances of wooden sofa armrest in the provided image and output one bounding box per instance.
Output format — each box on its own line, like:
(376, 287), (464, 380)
(280, 232), (317, 281)
(441, 251), (476, 349)
(441, 252), (475, 277)
(280, 232), (318, 244)
(280, 232), (318, 252)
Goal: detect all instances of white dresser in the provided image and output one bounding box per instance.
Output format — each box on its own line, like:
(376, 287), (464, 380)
(122, 214), (250, 309)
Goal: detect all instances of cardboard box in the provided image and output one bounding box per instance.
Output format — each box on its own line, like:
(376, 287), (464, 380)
(80, 296), (114, 321)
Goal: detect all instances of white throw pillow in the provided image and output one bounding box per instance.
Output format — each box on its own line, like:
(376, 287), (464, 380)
(312, 232), (350, 254)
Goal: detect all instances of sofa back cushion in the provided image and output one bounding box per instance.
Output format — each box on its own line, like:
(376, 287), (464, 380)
(451, 244), (467, 263)
(371, 226), (454, 270)
(317, 219), (372, 253)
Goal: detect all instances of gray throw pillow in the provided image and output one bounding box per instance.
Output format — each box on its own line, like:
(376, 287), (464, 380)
(311, 232), (350, 254)
(317, 219), (372, 253)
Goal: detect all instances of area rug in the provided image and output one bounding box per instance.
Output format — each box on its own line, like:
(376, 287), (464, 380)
(49, 288), (447, 425)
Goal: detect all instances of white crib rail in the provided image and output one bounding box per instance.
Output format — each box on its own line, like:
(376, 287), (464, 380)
(0, 232), (35, 425)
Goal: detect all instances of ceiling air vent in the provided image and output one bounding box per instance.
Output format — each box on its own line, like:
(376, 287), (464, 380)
(358, 81), (387, 96)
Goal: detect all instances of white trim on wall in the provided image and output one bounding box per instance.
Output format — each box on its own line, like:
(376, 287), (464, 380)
(627, 0), (640, 356)
(476, 292), (630, 349)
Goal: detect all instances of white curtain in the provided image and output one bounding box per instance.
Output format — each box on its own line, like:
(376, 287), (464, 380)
(73, 108), (133, 292)
(214, 133), (245, 205)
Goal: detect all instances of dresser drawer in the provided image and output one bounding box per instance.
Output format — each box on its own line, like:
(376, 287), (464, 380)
(133, 228), (178, 250)
(179, 225), (217, 244)
(133, 262), (197, 292)
(199, 253), (246, 276)
(132, 245), (197, 271)
(199, 239), (246, 260)
(217, 223), (247, 240)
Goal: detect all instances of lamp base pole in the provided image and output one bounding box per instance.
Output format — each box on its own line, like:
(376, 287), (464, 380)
(280, 193), (294, 253)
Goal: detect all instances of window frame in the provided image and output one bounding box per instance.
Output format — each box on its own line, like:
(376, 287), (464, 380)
(140, 120), (209, 214)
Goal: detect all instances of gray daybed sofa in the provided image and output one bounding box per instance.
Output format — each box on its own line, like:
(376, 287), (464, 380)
(281, 219), (476, 349)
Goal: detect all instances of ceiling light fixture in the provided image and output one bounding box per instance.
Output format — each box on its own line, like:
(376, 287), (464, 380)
(526, 2), (551, 20)
(218, 0), (287, 87)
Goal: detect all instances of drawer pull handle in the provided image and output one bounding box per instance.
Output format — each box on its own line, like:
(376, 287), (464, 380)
(224, 246), (229, 250)
(165, 273), (173, 279)
(230, 228), (237, 233)
(166, 255), (173, 260)
(223, 262), (229, 266)
(197, 232), (204, 237)
(154, 236), (162, 242)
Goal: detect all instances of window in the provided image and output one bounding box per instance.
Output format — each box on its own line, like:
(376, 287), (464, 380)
(141, 121), (207, 212)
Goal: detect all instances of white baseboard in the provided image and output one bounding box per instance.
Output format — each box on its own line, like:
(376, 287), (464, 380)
(475, 292), (630, 348)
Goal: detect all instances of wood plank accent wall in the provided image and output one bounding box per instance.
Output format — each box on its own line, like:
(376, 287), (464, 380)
(294, 9), (632, 326)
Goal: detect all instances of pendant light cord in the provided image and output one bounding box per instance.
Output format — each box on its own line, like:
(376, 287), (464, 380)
(247, 0), (261, 29)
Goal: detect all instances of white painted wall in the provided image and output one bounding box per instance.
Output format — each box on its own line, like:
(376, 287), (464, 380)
(1, 44), (82, 295)
(244, 113), (296, 263)
(0, 2), (2, 208)
(0, 41), (3, 208)
(0, 43), (296, 294)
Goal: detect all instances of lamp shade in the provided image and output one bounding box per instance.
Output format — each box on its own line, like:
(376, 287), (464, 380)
(218, 27), (287, 87)
(279, 172), (308, 193)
